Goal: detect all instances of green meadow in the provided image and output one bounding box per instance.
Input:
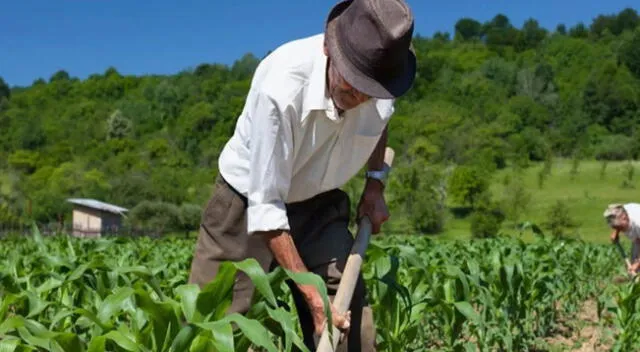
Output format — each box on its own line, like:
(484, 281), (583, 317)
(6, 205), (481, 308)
(439, 159), (640, 244)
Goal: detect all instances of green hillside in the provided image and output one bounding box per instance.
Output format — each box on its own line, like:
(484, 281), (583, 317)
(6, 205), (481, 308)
(432, 159), (640, 244)
(1, 8), (640, 241)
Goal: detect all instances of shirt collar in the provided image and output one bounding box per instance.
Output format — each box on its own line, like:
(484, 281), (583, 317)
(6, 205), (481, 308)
(302, 48), (343, 123)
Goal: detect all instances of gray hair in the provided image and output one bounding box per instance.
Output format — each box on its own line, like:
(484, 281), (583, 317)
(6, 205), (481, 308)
(604, 204), (626, 228)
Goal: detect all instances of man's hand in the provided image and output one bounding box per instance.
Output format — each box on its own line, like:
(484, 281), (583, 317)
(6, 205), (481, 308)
(628, 261), (640, 276)
(357, 178), (390, 234)
(611, 229), (620, 243)
(308, 295), (351, 336)
(260, 230), (351, 336)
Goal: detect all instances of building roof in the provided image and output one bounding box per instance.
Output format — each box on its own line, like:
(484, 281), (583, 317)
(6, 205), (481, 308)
(67, 198), (128, 215)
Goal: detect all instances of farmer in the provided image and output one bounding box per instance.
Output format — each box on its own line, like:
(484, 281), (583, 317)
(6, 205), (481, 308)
(187, 0), (416, 351)
(605, 203), (640, 274)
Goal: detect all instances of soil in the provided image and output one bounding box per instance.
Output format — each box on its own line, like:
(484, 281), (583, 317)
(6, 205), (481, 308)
(544, 300), (615, 352)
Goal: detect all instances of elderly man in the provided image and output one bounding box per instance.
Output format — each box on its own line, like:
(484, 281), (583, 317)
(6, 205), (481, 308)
(605, 203), (640, 274)
(187, 0), (416, 350)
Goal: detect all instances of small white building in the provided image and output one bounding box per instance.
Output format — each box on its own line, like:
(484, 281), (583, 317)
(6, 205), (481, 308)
(67, 198), (128, 237)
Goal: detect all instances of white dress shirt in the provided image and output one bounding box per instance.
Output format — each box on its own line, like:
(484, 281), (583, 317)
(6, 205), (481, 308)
(218, 33), (395, 234)
(623, 203), (640, 241)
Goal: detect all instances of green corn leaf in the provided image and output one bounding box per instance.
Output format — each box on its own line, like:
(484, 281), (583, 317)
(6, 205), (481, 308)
(35, 277), (64, 294)
(25, 291), (50, 319)
(233, 258), (277, 307)
(193, 320), (234, 352)
(195, 262), (236, 321)
(51, 332), (85, 352)
(116, 266), (165, 300)
(169, 325), (197, 352)
(222, 313), (278, 352)
(282, 270), (333, 329)
(74, 308), (111, 331)
(188, 335), (215, 352)
(15, 325), (56, 351)
(87, 336), (106, 352)
(97, 287), (134, 327)
(102, 330), (141, 351)
(454, 301), (480, 323)
(30, 222), (45, 252)
(0, 337), (21, 352)
(66, 263), (90, 282)
(132, 288), (181, 351)
(267, 306), (310, 352)
(175, 284), (199, 323)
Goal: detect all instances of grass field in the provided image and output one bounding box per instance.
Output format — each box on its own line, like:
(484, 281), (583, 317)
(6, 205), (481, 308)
(439, 159), (640, 244)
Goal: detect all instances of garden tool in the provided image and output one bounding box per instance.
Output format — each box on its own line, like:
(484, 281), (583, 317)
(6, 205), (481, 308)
(315, 147), (395, 352)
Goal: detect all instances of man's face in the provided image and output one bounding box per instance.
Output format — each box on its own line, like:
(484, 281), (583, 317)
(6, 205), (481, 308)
(618, 212), (631, 230)
(326, 58), (371, 112)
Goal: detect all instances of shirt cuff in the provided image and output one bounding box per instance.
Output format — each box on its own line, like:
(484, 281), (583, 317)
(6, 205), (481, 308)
(247, 201), (290, 234)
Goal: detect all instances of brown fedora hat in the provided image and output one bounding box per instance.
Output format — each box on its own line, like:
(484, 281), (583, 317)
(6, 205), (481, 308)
(325, 0), (417, 99)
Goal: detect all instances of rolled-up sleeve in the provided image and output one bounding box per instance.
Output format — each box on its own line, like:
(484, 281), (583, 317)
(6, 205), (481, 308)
(246, 90), (295, 234)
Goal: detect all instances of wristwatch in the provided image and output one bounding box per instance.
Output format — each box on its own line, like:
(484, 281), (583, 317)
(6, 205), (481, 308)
(366, 169), (388, 187)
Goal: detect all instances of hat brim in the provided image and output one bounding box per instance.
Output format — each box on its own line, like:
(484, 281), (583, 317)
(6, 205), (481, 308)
(325, 0), (416, 99)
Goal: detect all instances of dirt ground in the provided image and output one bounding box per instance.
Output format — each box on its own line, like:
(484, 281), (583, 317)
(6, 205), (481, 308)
(544, 300), (615, 352)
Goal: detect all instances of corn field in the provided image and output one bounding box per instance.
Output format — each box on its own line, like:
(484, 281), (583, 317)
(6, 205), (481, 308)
(1, 225), (639, 351)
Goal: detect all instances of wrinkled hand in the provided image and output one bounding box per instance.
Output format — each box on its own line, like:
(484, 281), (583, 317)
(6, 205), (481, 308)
(357, 179), (390, 234)
(309, 298), (351, 337)
(611, 231), (620, 243)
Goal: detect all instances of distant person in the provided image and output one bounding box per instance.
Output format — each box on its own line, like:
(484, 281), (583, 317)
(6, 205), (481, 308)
(604, 203), (640, 274)
(187, 0), (416, 351)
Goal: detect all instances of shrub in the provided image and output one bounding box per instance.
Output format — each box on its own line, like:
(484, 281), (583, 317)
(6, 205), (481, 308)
(470, 191), (505, 238)
(542, 200), (578, 238)
(447, 165), (490, 208)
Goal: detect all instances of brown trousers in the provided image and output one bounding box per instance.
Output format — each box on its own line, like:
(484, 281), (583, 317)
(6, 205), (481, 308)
(188, 176), (376, 351)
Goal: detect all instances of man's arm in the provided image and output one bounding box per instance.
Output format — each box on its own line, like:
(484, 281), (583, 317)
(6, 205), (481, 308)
(259, 230), (322, 304)
(367, 125), (388, 171)
(364, 125), (388, 192)
(246, 90), (349, 334)
(357, 125), (390, 234)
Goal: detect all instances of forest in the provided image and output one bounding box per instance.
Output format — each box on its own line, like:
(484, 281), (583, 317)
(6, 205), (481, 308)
(1, 8), (639, 238)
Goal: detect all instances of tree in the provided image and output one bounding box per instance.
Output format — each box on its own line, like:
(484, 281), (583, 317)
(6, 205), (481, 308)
(615, 8), (639, 34)
(518, 18), (548, 50)
(569, 23), (589, 38)
(0, 76), (10, 101)
(106, 109), (132, 140)
(126, 201), (181, 235)
(2, 10), (640, 237)
(230, 53), (260, 80)
(590, 14), (617, 36)
(454, 18), (482, 41)
(619, 29), (640, 79)
(178, 203), (202, 237)
(447, 165), (490, 208)
(542, 200), (578, 238)
(433, 31), (451, 42)
(49, 70), (70, 82)
(482, 14), (520, 48)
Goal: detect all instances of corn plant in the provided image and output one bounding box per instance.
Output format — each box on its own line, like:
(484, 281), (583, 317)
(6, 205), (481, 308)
(0, 222), (629, 351)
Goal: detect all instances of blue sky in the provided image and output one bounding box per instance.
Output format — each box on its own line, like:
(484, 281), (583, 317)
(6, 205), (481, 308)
(1, 0), (637, 87)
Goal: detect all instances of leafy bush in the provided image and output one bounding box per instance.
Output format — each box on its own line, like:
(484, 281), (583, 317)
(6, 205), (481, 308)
(447, 165), (490, 208)
(388, 160), (447, 234)
(542, 200), (578, 238)
(470, 193), (505, 238)
(126, 200), (181, 234)
(595, 134), (638, 161)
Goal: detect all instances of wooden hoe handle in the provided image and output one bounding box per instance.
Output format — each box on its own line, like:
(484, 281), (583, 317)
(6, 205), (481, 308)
(315, 147), (396, 352)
